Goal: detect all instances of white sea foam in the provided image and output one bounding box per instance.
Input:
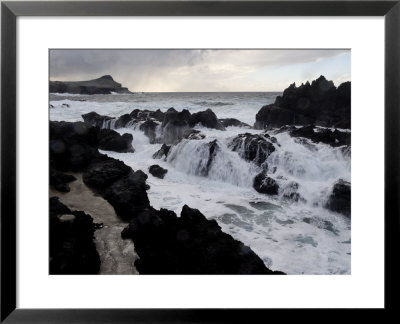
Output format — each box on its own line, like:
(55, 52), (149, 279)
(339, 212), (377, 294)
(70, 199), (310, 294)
(50, 93), (351, 274)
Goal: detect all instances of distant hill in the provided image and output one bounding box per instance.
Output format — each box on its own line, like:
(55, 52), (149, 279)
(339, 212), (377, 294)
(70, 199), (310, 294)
(49, 75), (131, 95)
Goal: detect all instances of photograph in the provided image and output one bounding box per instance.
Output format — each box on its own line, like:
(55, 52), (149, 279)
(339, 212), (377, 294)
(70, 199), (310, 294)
(49, 49), (351, 275)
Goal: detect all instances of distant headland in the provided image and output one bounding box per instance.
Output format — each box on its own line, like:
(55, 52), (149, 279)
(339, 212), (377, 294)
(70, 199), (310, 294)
(49, 75), (131, 95)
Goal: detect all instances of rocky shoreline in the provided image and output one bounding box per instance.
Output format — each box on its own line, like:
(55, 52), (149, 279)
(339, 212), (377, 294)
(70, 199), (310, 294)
(50, 75), (351, 274)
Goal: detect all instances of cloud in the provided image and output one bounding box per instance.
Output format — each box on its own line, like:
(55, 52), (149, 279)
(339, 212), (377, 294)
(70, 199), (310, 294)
(50, 49), (350, 91)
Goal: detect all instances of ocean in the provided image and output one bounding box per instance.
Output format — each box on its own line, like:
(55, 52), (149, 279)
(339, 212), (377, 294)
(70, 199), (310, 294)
(50, 92), (351, 275)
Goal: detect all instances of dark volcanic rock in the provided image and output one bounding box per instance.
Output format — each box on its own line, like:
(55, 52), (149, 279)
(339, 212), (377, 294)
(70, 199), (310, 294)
(254, 76), (351, 129)
(115, 114), (133, 128)
(51, 120), (151, 222)
(161, 109), (192, 144)
(290, 125), (350, 147)
(139, 120), (159, 144)
(121, 205), (284, 274)
(50, 166), (76, 192)
(152, 144), (171, 159)
(253, 173), (279, 195)
(102, 170), (151, 221)
(220, 118), (251, 128)
(50, 75), (131, 95)
(149, 165), (168, 179)
(189, 109), (225, 130)
(82, 111), (115, 128)
(202, 140), (221, 176)
(229, 133), (275, 167)
(49, 197), (100, 274)
(83, 156), (131, 188)
(254, 105), (302, 129)
(97, 129), (134, 153)
(326, 179), (351, 217)
(50, 121), (101, 171)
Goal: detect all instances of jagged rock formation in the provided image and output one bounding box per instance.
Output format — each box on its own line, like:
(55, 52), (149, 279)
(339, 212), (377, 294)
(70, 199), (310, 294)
(121, 205), (285, 274)
(49, 75), (131, 95)
(50, 120), (283, 274)
(228, 133), (276, 167)
(254, 76), (351, 129)
(82, 107), (225, 145)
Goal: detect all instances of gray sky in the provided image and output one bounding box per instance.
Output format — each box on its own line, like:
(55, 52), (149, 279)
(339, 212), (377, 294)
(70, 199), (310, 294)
(50, 49), (350, 92)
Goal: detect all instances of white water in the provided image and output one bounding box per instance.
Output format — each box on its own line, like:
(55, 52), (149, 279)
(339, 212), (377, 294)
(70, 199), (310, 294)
(50, 92), (351, 274)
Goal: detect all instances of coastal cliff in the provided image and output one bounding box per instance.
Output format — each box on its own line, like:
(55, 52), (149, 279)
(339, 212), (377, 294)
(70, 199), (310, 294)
(49, 75), (131, 95)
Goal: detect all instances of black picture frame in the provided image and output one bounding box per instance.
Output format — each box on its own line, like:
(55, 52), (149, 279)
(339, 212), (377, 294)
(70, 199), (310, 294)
(1, 1), (399, 322)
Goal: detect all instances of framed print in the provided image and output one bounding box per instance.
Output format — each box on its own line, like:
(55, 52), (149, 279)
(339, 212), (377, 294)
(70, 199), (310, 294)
(1, 0), (399, 322)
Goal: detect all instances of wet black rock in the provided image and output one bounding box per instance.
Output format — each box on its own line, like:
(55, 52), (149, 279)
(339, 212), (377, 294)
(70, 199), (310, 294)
(326, 179), (351, 217)
(82, 111), (116, 128)
(152, 144), (171, 159)
(50, 121), (101, 171)
(290, 125), (350, 147)
(149, 164), (168, 179)
(83, 156), (131, 188)
(50, 166), (76, 192)
(254, 105), (302, 129)
(253, 173), (279, 195)
(254, 76), (351, 129)
(115, 114), (132, 128)
(139, 120), (159, 144)
(202, 140), (221, 176)
(51, 121), (151, 222)
(97, 129), (134, 153)
(219, 118), (251, 128)
(49, 197), (100, 274)
(189, 109), (225, 130)
(121, 205), (284, 274)
(50, 75), (131, 95)
(229, 133), (275, 167)
(102, 170), (151, 221)
(161, 109), (192, 144)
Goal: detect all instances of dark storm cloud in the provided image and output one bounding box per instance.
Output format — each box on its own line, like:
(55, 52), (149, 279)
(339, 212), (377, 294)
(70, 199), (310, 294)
(50, 49), (350, 91)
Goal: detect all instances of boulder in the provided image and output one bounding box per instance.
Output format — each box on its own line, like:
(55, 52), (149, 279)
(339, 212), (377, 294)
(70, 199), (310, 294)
(152, 144), (171, 159)
(253, 173), (279, 195)
(149, 165), (168, 179)
(49, 197), (100, 274)
(325, 179), (351, 217)
(83, 156), (131, 188)
(161, 109), (192, 144)
(189, 109), (225, 130)
(121, 205), (284, 274)
(229, 133), (275, 167)
(97, 129), (134, 153)
(82, 111), (115, 128)
(115, 113), (133, 128)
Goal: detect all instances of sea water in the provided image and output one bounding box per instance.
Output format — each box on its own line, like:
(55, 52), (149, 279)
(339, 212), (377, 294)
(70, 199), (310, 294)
(50, 92), (351, 274)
